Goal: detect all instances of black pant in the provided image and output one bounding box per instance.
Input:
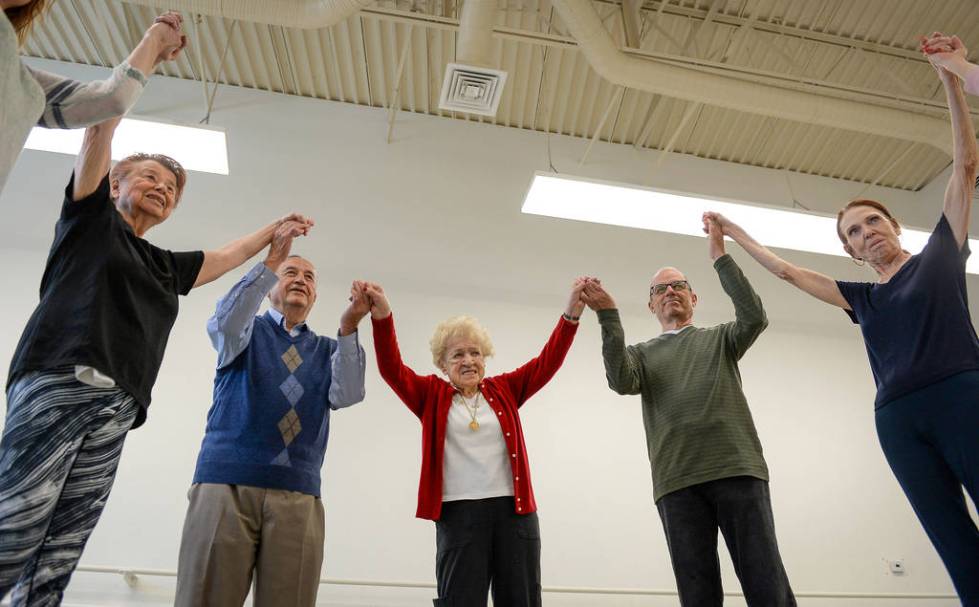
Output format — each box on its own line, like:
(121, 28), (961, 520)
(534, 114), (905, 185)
(656, 476), (796, 607)
(875, 371), (979, 605)
(433, 496), (541, 607)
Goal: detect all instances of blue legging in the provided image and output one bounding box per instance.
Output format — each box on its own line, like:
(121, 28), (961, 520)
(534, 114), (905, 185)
(875, 370), (979, 605)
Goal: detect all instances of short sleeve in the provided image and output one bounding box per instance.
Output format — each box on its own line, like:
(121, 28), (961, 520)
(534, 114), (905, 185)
(835, 280), (870, 324)
(168, 250), (205, 295)
(926, 214), (971, 266)
(61, 172), (113, 219)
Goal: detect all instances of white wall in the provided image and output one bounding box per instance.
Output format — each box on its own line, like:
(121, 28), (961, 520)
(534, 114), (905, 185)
(1, 59), (975, 606)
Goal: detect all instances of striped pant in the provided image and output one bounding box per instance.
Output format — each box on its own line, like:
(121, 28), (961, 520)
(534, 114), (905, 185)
(0, 369), (138, 606)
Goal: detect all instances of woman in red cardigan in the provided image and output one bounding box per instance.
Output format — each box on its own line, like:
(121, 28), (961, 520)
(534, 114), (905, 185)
(362, 279), (587, 607)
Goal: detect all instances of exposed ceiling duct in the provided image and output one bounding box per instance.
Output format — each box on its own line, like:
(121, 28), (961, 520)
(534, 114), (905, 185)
(550, 0), (955, 156)
(438, 0), (508, 117)
(121, 0), (373, 29)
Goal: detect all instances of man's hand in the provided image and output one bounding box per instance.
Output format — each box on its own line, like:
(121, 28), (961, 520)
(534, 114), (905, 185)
(264, 213), (314, 272)
(362, 282), (392, 319)
(340, 281), (371, 335)
(146, 12), (187, 65)
(702, 212), (726, 261)
(581, 281), (616, 311)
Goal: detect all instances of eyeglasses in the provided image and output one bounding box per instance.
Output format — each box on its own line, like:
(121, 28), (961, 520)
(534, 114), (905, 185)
(650, 280), (690, 296)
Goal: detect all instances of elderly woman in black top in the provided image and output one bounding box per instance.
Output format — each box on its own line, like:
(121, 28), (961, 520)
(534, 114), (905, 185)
(702, 33), (978, 604)
(0, 114), (313, 604)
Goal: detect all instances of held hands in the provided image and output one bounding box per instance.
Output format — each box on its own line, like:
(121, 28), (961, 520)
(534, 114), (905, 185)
(361, 282), (392, 319)
(580, 279), (616, 312)
(919, 32), (968, 78)
(339, 281), (372, 335)
(702, 212), (726, 261)
(565, 277), (595, 321)
(264, 213), (314, 271)
(146, 12), (187, 65)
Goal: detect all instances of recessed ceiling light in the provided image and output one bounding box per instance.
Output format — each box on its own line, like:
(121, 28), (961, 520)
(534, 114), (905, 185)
(24, 117), (229, 175)
(522, 172), (978, 275)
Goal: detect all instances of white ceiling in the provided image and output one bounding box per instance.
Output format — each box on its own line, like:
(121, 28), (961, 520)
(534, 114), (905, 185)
(22, 0), (979, 191)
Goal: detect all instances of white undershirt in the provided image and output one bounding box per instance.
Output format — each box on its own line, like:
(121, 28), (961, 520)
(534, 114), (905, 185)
(442, 392), (514, 501)
(74, 366), (116, 388)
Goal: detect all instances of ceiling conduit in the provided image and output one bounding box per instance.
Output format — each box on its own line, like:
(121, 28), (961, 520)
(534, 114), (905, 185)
(456, 0), (496, 67)
(439, 0), (508, 116)
(121, 0), (373, 30)
(550, 0), (954, 155)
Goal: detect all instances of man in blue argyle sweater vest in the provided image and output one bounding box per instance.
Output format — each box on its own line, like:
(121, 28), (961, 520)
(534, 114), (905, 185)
(175, 217), (369, 607)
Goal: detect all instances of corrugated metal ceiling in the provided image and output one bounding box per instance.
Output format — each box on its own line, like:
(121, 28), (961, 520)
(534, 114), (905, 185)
(22, 0), (979, 190)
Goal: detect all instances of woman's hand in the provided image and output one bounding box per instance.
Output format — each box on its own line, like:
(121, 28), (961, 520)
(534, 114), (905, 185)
(146, 12), (187, 65)
(362, 282), (392, 319)
(564, 277), (592, 320)
(263, 215), (313, 271)
(702, 212), (726, 261)
(920, 32), (968, 77)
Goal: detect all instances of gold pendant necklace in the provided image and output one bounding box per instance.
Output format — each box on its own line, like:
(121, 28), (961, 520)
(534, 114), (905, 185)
(462, 393), (480, 431)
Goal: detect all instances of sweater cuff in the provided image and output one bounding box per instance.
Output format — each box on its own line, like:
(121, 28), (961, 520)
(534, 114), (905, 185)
(596, 308), (621, 324)
(335, 328), (361, 354)
(116, 61), (148, 86)
(712, 253), (734, 270)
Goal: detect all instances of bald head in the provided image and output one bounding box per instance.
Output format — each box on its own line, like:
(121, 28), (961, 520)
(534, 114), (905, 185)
(651, 266), (686, 286)
(648, 266), (697, 331)
(269, 256), (318, 322)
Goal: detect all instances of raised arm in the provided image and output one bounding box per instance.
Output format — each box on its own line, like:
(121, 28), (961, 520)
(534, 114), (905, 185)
(31, 13), (187, 129)
(581, 282), (643, 395)
(921, 34), (977, 248)
(703, 211), (850, 310)
(495, 278), (584, 405)
(922, 33), (979, 96)
(206, 218), (308, 367)
(72, 116), (122, 201)
(193, 214), (314, 288)
(364, 283), (433, 418)
(327, 282), (370, 409)
(705, 219), (767, 357)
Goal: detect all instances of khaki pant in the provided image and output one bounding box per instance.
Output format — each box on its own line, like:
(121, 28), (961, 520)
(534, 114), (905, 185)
(175, 483), (325, 607)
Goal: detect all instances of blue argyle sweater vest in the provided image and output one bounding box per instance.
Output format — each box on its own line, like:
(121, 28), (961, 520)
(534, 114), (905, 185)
(193, 312), (337, 497)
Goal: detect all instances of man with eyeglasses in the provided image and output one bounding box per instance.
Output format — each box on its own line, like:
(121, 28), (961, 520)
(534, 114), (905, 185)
(580, 215), (796, 607)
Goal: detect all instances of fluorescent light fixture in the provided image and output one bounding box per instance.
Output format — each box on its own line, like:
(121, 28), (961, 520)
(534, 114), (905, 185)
(24, 117), (229, 175)
(522, 172), (979, 275)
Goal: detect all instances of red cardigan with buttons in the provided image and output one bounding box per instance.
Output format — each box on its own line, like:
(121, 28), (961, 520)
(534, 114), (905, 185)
(372, 313), (578, 521)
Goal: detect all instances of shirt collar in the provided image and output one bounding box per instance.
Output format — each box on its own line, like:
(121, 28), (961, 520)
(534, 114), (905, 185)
(268, 307), (307, 334)
(661, 324), (694, 336)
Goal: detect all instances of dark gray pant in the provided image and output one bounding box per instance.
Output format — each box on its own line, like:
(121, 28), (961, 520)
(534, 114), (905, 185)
(656, 476), (796, 607)
(433, 496), (541, 607)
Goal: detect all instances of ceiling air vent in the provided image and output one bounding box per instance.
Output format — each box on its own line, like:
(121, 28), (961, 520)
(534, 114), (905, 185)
(438, 63), (508, 117)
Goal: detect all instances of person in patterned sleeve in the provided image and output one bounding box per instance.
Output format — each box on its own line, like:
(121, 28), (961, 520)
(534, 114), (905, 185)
(174, 225), (369, 607)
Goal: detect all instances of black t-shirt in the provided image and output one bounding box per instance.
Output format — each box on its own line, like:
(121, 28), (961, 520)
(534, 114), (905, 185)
(7, 173), (204, 428)
(836, 214), (979, 409)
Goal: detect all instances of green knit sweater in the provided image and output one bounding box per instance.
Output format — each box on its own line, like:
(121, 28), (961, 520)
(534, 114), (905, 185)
(597, 254), (770, 502)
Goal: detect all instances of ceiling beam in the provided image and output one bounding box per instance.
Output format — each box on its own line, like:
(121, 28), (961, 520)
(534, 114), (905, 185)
(594, 0), (928, 63)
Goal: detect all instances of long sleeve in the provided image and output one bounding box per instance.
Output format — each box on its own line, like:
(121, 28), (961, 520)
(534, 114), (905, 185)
(371, 314), (435, 418)
(714, 254), (768, 359)
(28, 62), (146, 129)
(328, 331), (367, 409)
(596, 308), (643, 395)
(496, 316), (578, 406)
(207, 262), (279, 368)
